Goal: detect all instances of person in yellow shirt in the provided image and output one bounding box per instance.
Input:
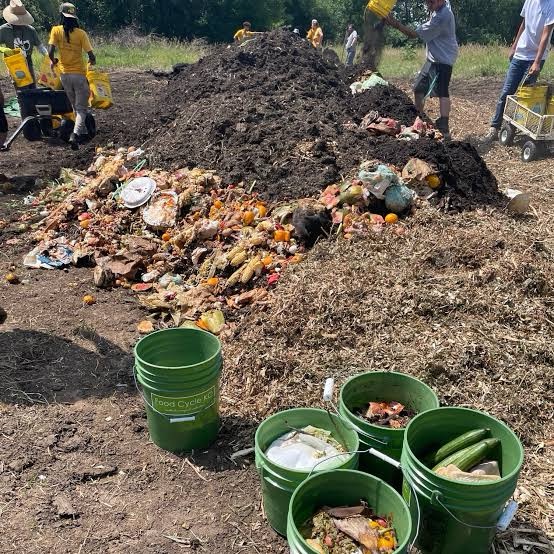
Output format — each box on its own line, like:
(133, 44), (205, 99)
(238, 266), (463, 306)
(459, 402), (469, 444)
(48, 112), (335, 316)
(48, 2), (96, 149)
(307, 19), (323, 49)
(233, 21), (263, 44)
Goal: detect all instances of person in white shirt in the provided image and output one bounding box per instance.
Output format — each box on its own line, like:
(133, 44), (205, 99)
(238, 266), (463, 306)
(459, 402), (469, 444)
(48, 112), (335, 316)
(345, 24), (358, 66)
(485, 0), (554, 141)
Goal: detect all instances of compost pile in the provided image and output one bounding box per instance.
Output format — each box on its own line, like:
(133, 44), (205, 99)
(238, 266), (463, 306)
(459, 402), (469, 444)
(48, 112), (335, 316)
(147, 30), (500, 211)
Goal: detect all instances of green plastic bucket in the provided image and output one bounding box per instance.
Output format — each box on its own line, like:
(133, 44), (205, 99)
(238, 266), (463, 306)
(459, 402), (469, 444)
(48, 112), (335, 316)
(287, 469), (412, 554)
(255, 408), (360, 536)
(339, 371), (440, 488)
(134, 328), (222, 453)
(401, 407), (524, 554)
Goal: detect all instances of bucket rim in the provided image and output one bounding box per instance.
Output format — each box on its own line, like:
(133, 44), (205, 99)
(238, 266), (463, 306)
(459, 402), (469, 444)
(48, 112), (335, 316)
(404, 406), (524, 487)
(134, 327), (221, 371)
(339, 370), (440, 437)
(288, 468), (412, 553)
(255, 407), (359, 476)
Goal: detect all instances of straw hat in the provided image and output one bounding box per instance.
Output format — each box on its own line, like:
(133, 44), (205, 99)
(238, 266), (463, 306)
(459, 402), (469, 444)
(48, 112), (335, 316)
(3, 0), (34, 26)
(60, 2), (78, 19)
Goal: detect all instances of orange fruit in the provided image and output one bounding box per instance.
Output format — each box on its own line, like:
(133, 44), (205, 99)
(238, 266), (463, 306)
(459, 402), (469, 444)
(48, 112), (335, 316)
(262, 255), (273, 267)
(80, 219), (91, 229)
(242, 211), (255, 226)
(256, 204), (267, 218)
(161, 232), (171, 242)
(206, 277), (219, 287)
(213, 199), (223, 209)
(274, 230), (286, 242)
(426, 174), (441, 189)
(385, 213), (399, 225)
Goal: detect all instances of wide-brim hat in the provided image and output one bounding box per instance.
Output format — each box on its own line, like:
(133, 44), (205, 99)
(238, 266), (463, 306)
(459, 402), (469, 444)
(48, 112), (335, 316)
(60, 2), (78, 18)
(3, 0), (34, 26)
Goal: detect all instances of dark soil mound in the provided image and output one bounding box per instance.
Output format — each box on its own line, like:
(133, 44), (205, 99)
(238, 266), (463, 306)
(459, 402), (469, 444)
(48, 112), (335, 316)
(148, 30), (499, 210)
(366, 137), (501, 210)
(350, 84), (420, 126)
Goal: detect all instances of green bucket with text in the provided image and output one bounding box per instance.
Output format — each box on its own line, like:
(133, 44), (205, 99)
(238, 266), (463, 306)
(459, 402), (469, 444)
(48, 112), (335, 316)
(135, 328), (222, 453)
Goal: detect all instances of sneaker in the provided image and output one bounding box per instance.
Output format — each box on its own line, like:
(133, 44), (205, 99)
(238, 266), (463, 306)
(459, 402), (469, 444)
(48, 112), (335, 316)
(435, 117), (452, 141)
(69, 133), (79, 151)
(483, 127), (499, 142)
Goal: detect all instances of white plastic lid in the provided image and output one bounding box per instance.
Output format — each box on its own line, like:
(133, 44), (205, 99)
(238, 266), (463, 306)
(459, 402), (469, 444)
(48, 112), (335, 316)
(121, 177), (157, 209)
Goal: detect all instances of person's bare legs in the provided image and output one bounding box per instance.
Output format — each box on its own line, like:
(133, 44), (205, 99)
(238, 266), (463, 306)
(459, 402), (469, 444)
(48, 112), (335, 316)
(439, 96), (451, 118)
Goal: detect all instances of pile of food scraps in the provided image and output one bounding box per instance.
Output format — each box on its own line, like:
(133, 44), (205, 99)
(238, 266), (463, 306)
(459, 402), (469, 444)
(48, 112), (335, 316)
(15, 146), (459, 334)
(17, 148), (317, 333)
(304, 504), (397, 554)
(359, 401), (415, 429)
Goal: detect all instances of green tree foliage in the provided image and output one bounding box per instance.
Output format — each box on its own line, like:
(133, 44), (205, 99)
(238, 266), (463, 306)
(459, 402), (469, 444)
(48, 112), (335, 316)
(13, 0), (529, 46)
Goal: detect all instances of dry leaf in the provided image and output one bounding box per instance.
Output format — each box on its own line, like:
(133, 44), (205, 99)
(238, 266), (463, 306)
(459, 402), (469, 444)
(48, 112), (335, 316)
(137, 320), (154, 334)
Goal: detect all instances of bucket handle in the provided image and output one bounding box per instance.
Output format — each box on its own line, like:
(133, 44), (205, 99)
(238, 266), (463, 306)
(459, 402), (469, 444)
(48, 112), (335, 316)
(430, 491), (502, 530)
(133, 366), (213, 424)
(516, 70), (532, 95)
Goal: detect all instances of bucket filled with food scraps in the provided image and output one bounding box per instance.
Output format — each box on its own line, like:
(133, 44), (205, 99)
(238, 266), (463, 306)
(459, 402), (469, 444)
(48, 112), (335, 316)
(401, 407), (524, 554)
(287, 469), (412, 554)
(255, 408), (360, 536)
(339, 371), (439, 489)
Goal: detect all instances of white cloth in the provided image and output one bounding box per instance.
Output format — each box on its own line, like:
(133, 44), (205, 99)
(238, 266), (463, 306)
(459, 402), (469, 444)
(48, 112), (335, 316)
(515, 0), (554, 61)
(345, 30), (358, 50)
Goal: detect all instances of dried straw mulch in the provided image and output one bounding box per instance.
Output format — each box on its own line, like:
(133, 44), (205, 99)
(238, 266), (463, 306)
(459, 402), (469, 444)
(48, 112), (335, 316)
(223, 201), (554, 543)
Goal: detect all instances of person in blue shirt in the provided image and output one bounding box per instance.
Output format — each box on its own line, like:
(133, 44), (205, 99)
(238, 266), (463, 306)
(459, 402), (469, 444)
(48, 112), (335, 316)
(385, 0), (458, 140)
(484, 0), (554, 142)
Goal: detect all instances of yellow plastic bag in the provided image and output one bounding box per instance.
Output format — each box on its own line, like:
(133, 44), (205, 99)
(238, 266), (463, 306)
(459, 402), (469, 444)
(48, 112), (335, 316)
(3, 48), (33, 88)
(87, 66), (113, 109)
(37, 56), (62, 90)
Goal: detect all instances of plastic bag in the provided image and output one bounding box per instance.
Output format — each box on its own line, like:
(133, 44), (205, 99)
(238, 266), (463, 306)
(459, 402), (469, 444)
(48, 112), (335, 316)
(37, 56), (62, 90)
(358, 164), (399, 199)
(266, 426), (348, 471)
(87, 67), (113, 109)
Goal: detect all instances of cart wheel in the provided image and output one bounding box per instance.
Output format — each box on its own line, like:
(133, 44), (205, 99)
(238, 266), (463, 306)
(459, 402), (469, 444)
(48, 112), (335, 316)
(521, 141), (538, 162)
(499, 124), (516, 147)
(17, 99), (42, 141)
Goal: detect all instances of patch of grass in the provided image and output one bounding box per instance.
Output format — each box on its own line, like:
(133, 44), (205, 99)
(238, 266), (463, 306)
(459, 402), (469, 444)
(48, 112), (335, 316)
(2, 39), (553, 78)
(0, 30), (207, 78)
(92, 31), (207, 71)
(378, 43), (554, 80)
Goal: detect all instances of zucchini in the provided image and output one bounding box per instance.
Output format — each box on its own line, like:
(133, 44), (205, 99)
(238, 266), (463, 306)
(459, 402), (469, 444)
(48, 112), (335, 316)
(433, 438), (500, 472)
(428, 428), (490, 466)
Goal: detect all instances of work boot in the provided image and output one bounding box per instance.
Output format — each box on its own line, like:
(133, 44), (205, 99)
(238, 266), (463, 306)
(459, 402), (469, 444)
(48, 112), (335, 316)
(483, 127), (499, 143)
(69, 132), (79, 151)
(435, 117), (452, 141)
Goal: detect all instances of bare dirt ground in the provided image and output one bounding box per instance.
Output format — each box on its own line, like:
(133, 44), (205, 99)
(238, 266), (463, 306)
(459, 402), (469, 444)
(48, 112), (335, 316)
(1, 72), (553, 553)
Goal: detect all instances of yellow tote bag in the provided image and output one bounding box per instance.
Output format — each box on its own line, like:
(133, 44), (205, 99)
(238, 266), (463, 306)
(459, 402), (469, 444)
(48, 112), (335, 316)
(3, 48), (34, 88)
(37, 56), (62, 90)
(87, 66), (113, 109)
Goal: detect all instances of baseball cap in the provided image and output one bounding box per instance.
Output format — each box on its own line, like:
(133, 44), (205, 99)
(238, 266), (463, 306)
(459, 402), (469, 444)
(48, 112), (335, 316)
(60, 2), (77, 18)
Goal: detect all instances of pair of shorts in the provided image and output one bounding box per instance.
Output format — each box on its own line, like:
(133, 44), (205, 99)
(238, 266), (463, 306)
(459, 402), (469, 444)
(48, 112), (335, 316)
(413, 60), (453, 98)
